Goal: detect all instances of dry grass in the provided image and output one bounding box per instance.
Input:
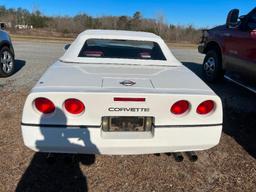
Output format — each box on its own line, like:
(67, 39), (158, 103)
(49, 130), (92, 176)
(11, 34), (74, 43)
(11, 34), (197, 48)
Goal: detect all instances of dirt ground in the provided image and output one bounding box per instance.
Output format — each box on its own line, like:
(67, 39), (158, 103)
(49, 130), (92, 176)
(0, 41), (255, 192)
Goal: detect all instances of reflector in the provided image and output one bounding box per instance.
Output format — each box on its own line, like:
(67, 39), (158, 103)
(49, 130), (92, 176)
(114, 97), (145, 102)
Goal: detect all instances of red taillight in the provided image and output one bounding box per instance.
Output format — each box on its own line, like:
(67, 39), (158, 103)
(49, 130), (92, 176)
(34, 97), (55, 114)
(197, 100), (215, 115)
(171, 100), (190, 115)
(64, 99), (85, 115)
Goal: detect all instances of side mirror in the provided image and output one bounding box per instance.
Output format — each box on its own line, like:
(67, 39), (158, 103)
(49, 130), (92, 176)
(0, 23), (6, 30)
(226, 9), (239, 28)
(247, 14), (256, 31)
(239, 15), (246, 21)
(64, 44), (71, 51)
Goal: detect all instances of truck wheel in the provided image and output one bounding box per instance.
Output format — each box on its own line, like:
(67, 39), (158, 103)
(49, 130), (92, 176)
(0, 46), (15, 77)
(202, 50), (223, 83)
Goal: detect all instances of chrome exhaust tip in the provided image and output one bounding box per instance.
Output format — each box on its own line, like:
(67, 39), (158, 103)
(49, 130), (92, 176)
(173, 152), (184, 162)
(186, 151), (198, 162)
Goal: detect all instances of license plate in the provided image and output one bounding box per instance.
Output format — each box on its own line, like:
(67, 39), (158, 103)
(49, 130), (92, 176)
(102, 116), (153, 132)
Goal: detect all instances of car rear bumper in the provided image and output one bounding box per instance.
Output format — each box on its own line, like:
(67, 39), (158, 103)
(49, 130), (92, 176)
(21, 124), (222, 155)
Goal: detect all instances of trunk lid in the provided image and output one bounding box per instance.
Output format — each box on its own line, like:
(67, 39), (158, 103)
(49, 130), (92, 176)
(103, 78), (153, 89)
(34, 61), (213, 94)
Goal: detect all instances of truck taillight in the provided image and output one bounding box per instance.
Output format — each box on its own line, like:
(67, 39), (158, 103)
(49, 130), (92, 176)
(171, 100), (190, 115)
(64, 98), (85, 115)
(196, 100), (215, 115)
(34, 97), (55, 114)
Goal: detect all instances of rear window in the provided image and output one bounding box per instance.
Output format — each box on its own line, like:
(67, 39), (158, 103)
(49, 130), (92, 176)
(78, 39), (166, 60)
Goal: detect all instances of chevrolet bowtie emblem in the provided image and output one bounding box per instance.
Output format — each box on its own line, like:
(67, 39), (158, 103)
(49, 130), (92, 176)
(120, 80), (136, 86)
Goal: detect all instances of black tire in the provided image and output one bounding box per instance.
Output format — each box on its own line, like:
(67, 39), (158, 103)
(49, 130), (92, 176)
(0, 46), (15, 77)
(202, 50), (224, 83)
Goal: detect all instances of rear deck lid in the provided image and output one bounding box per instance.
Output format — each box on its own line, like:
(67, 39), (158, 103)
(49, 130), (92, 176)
(102, 78), (153, 89)
(34, 61), (213, 94)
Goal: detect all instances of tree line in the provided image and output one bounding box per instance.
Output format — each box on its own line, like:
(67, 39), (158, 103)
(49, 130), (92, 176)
(0, 6), (201, 43)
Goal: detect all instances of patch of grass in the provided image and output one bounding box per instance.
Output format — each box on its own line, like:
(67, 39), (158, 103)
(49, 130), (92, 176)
(11, 34), (198, 48)
(11, 34), (74, 43)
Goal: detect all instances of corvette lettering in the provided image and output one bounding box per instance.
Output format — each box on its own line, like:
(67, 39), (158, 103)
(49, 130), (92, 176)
(108, 107), (150, 112)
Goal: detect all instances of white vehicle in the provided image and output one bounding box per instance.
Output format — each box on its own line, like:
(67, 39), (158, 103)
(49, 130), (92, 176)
(21, 30), (222, 157)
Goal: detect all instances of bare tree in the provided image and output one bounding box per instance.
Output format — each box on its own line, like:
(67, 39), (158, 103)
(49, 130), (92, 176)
(0, 6), (201, 43)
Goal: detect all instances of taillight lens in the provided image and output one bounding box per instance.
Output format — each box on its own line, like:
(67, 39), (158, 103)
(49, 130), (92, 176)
(197, 100), (215, 115)
(64, 99), (85, 115)
(171, 100), (190, 115)
(34, 97), (55, 114)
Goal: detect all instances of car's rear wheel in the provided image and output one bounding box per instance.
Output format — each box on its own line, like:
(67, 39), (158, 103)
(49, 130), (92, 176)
(202, 50), (223, 83)
(0, 47), (15, 77)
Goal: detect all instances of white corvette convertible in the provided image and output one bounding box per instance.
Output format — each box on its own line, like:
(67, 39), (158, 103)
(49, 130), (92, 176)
(21, 30), (222, 156)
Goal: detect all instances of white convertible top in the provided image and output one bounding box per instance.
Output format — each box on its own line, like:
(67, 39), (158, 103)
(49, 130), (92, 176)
(60, 29), (181, 66)
(79, 29), (161, 40)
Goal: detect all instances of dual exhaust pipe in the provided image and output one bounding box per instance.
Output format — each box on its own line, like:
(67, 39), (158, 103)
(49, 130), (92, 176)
(173, 151), (198, 162)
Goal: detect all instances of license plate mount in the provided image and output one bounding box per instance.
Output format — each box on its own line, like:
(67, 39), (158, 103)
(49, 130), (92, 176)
(102, 116), (153, 132)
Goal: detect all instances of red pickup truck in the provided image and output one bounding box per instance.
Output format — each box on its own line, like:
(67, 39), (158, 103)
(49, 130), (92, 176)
(198, 7), (256, 83)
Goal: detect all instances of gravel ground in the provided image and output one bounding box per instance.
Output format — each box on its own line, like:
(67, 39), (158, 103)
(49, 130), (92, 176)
(0, 41), (255, 192)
